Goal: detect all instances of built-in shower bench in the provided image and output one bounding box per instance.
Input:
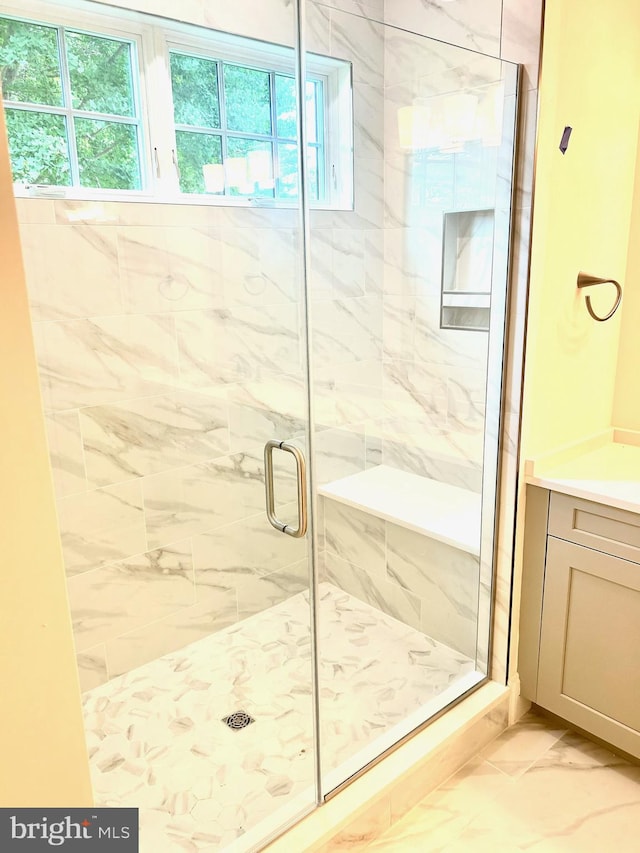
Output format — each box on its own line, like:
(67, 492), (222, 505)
(318, 464), (481, 557)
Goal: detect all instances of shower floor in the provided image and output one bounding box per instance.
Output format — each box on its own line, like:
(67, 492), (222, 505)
(83, 582), (477, 852)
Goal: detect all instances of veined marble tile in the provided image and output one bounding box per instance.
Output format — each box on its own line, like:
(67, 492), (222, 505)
(382, 360), (449, 419)
(386, 523), (479, 658)
(308, 228), (335, 300)
(480, 711), (567, 778)
(57, 480), (146, 577)
(381, 430), (483, 493)
(330, 9), (384, 88)
(106, 591), (238, 679)
(192, 507), (307, 596)
(19, 224), (121, 322)
(324, 499), (385, 574)
(15, 198), (55, 224)
(313, 424), (367, 485)
(312, 296), (382, 365)
(77, 644), (108, 692)
(325, 550), (421, 631)
(204, 0), (297, 47)
(143, 450), (275, 550)
(227, 387), (308, 455)
(384, 0), (501, 56)
(118, 226), (224, 314)
(175, 303), (302, 388)
(34, 315), (179, 411)
(364, 229), (384, 295)
(383, 296), (416, 361)
(237, 558), (309, 618)
(331, 228), (366, 298)
(44, 410), (87, 497)
(80, 391), (230, 488)
(222, 227), (301, 306)
(353, 82), (384, 160)
(501, 0), (543, 90)
(383, 226), (441, 297)
(414, 294), (488, 369)
(68, 541), (195, 652)
(306, 1), (332, 54)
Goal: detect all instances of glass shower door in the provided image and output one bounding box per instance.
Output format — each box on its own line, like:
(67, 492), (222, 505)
(305, 7), (519, 792)
(4, 0), (320, 849)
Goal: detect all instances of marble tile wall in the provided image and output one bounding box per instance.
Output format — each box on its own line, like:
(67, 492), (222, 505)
(16, 0), (387, 690)
(321, 498), (480, 658)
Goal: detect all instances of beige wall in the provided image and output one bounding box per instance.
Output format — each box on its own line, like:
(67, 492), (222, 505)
(0, 106), (92, 805)
(613, 125), (640, 429)
(520, 0), (640, 460)
(511, 0), (640, 694)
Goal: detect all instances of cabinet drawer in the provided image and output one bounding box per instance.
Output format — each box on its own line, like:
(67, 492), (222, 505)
(549, 492), (640, 564)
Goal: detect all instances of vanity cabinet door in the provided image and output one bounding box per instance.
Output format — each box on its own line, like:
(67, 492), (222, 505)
(538, 536), (640, 758)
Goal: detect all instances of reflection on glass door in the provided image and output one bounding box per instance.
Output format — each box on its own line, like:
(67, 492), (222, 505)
(306, 9), (518, 793)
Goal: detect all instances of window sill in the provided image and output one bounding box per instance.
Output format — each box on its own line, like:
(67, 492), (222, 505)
(14, 185), (353, 212)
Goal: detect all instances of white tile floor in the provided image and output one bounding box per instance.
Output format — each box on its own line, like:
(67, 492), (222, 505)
(83, 582), (476, 852)
(365, 709), (640, 851)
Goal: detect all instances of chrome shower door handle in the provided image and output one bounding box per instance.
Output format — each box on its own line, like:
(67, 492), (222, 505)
(264, 440), (308, 538)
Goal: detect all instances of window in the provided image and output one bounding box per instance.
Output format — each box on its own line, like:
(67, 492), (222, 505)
(169, 52), (325, 202)
(0, 16), (143, 190)
(0, 2), (353, 207)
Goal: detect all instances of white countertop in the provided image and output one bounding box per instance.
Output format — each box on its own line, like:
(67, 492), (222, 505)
(319, 464), (481, 555)
(526, 432), (640, 513)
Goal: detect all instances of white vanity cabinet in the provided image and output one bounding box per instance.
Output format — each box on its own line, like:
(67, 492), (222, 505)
(520, 487), (640, 759)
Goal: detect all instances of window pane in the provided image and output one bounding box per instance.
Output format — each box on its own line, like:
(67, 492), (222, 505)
(66, 31), (135, 117)
(5, 108), (70, 185)
(306, 80), (319, 144)
(275, 74), (297, 139)
(223, 64), (271, 135)
(175, 130), (222, 194)
(277, 143), (298, 199)
(75, 118), (140, 189)
(306, 145), (319, 201)
(0, 18), (63, 106)
(227, 137), (273, 197)
(170, 52), (220, 129)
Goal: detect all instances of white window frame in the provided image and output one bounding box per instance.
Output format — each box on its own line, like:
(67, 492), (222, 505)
(0, 0), (353, 209)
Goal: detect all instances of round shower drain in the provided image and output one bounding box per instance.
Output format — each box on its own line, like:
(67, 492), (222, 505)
(222, 711), (255, 730)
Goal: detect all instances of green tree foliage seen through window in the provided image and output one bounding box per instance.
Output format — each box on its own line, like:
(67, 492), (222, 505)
(0, 16), (141, 188)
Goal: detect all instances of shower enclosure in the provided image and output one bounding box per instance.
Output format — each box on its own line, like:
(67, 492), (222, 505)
(2, 0), (519, 848)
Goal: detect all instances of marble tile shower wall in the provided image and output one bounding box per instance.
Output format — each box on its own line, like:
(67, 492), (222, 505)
(15, 0), (387, 691)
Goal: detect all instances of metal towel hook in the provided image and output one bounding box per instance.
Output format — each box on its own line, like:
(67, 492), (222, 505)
(577, 272), (622, 322)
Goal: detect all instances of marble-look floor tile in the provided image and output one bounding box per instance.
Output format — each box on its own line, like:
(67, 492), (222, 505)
(84, 583), (477, 850)
(479, 711), (567, 777)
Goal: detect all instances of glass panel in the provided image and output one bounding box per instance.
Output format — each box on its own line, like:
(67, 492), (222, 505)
(307, 9), (518, 795)
(275, 74), (297, 139)
(75, 118), (140, 189)
(0, 17), (63, 106)
(5, 109), (70, 184)
(170, 52), (220, 128)
(12, 5), (315, 852)
(223, 63), (271, 135)
(66, 31), (135, 116)
(174, 129), (222, 194)
(227, 136), (274, 196)
(277, 142), (298, 198)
